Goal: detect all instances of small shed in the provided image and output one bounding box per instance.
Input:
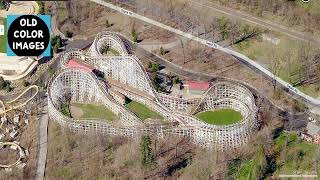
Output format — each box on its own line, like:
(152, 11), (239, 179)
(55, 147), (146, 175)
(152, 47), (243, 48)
(184, 80), (210, 94)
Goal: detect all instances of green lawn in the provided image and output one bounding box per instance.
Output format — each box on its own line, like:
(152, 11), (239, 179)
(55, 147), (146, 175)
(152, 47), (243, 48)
(196, 108), (243, 125)
(235, 146), (266, 180)
(233, 34), (320, 98)
(227, 131), (320, 179)
(0, 17), (6, 53)
(71, 103), (117, 122)
(101, 48), (121, 56)
(126, 100), (163, 121)
(108, 48), (121, 55)
(274, 132), (319, 176)
(60, 104), (71, 118)
(297, 0), (320, 16)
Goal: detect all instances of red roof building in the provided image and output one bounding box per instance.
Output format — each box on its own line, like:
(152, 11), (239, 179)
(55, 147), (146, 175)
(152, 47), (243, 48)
(67, 59), (94, 72)
(186, 80), (210, 91)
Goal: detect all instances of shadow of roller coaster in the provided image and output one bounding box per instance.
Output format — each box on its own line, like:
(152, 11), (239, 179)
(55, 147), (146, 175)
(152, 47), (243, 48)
(49, 31), (259, 151)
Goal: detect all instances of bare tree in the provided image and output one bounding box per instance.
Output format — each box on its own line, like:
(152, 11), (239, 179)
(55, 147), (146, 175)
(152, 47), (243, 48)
(270, 47), (282, 90)
(180, 38), (186, 64)
(229, 20), (240, 45)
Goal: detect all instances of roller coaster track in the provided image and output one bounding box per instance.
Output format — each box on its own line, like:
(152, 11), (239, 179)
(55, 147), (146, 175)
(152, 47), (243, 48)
(0, 85), (39, 115)
(0, 142), (26, 169)
(49, 31), (258, 150)
(90, 0), (320, 107)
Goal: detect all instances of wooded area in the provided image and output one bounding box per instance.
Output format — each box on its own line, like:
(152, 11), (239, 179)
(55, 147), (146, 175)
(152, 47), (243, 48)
(214, 0), (320, 34)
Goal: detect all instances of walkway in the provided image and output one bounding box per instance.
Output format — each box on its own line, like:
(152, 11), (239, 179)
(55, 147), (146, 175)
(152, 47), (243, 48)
(139, 37), (184, 52)
(90, 0), (320, 106)
(35, 98), (48, 180)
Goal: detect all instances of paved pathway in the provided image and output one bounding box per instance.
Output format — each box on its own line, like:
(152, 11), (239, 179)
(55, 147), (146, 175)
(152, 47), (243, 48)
(91, 0), (320, 107)
(139, 37), (184, 52)
(35, 98), (48, 180)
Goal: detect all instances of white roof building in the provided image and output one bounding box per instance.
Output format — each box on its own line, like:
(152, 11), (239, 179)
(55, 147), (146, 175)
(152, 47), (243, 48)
(306, 122), (320, 136)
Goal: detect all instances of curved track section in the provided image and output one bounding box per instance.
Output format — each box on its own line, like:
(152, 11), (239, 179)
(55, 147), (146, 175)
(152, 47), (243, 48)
(0, 85), (39, 115)
(0, 142), (26, 169)
(49, 68), (143, 127)
(49, 31), (259, 150)
(61, 50), (157, 99)
(0, 85), (38, 130)
(89, 31), (128, 56)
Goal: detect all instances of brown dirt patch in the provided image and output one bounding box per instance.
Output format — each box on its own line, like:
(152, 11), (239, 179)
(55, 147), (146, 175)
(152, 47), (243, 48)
(70, 105), (83, 118)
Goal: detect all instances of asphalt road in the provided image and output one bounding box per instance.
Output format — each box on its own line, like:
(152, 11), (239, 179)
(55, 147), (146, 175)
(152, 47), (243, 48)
(31, 5), (311, 176)
(90, 0), (320, 107)
(122, 35), (308, 130)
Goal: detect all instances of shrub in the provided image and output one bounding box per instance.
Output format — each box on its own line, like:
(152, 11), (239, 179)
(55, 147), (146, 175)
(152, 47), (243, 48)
(173, 76), (180, 84)
(140, 135), (154, 167)
(106, 20), (111, 28)
(5, 84), (12, 92)
(60, 104), (71, 118)
(131, 27), (138, 42)
(37, 80), (45, 88)
(37, 1), (45, 14)
(0, 77), (6, 90)
(292, 100), (307, 112)
(65, 30), (73, 38)
(0, 0), (5, 10)
(160, 47), (165, 55)
(53, 44), (59, 53)
(22, 80), (30, 87)
(150, 63), (160, 72)
(51, 35), (62, 47)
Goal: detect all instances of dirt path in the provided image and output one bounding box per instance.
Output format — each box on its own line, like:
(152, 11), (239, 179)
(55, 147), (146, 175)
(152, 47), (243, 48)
(70, 105), (84, 118)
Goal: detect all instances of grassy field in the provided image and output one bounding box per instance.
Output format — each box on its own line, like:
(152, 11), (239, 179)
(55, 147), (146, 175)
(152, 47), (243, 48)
(196, 108), (242, 125)
(236, 146), (266, 180)
(108, 48), (120, 55)
(297, 84), (320, 99)
(60, 104), (71, 118)
(234, 34), (320, 98)
(274, 132), (320, 176)
(296, 0), (320, 16)
(228, 131), (319, 179)
(0, 17), (6, 53)
(126, 100), (163, 121)
(71, 103), (117, 122)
